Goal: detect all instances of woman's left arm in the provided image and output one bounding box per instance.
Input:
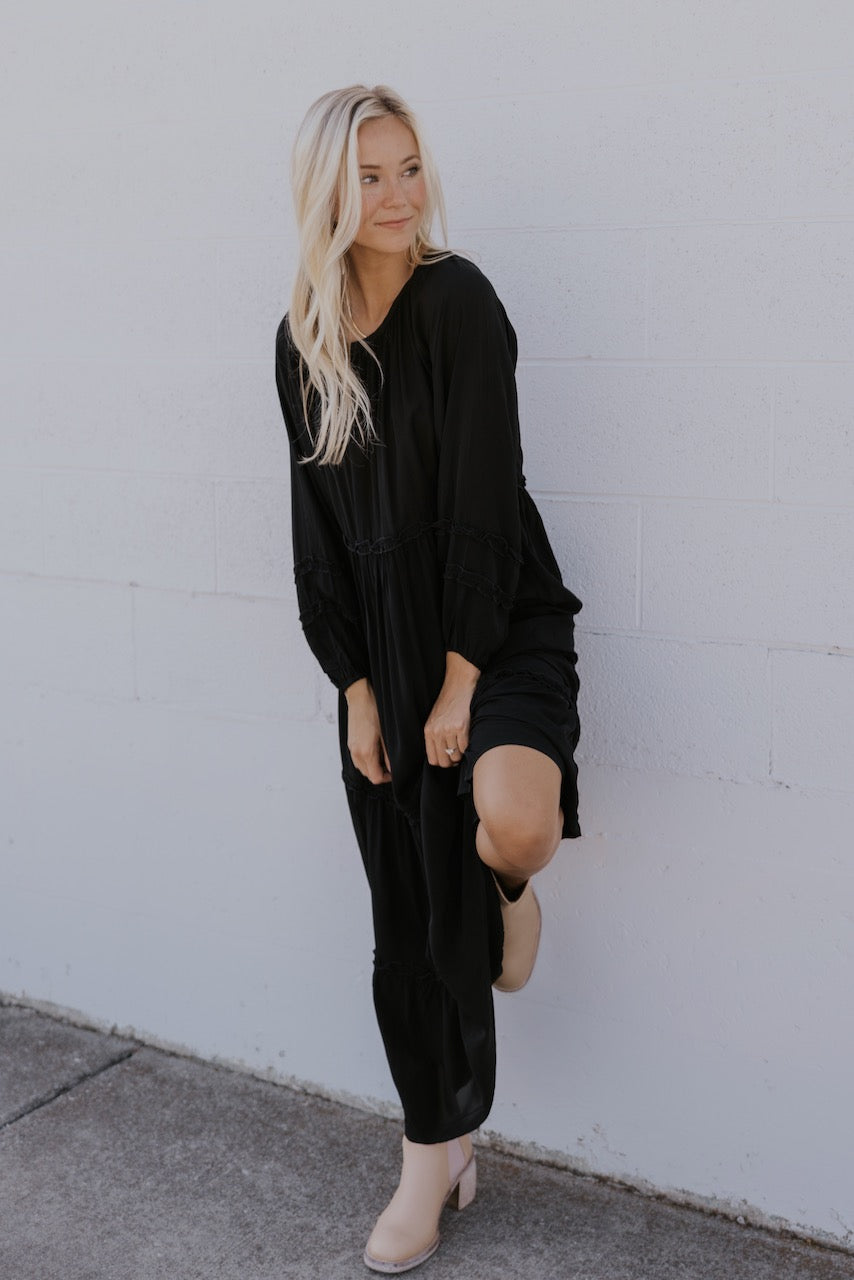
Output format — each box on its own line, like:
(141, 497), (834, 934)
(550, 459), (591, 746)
(423, 265), (525, 766)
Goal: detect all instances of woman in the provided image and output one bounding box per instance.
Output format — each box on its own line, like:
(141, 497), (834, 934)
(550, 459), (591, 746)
(275, 84), (582, 1273)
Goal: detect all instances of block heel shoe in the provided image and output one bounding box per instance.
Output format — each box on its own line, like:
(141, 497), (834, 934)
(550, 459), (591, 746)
(363, 1134), (476, 1273)
(492, 874), (542, 992)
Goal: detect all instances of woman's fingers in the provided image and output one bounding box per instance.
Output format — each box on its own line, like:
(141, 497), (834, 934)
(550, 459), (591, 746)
(350, 741), (391, 784)
(428, 738), (461, 768)
(346, 690), (392, 784)
(424, 715), (470, 767)
(356, 736), (391, 784)
(372, 744), (392, 784)
(423, 670), (478, 769)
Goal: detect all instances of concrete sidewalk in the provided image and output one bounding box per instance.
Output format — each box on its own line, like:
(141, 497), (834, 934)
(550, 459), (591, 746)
(1, 1003), (851, 1280)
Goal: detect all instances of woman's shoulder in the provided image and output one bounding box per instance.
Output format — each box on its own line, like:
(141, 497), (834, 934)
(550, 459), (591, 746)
(275, 311), (295, 359)
(275, 313), (303, 394)
(415, 252), (500, 308)
(413, 253), (511, 345)
(274, 313), (306, 439)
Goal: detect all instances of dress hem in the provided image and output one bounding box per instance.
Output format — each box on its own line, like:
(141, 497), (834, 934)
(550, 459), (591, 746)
(403, 1104), (494, 1145)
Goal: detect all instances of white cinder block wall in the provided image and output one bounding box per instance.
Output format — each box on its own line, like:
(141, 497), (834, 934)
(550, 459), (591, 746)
(2, 1), (853, 1251)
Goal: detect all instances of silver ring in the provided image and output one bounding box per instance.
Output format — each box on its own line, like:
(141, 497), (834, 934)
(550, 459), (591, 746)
(445, 746), (458, 757)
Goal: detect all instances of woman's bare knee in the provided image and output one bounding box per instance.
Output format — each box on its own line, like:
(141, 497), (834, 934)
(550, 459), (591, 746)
(472, 744), (563, 877)
(477, 807), (562, 877)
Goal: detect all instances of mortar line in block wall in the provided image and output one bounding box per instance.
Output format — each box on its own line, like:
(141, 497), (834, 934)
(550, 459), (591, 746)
(38, 471), (46, 575)
(766, 646), (776, 781)
(0, 465), (295, 492)
(212, 480), (221, 593)
(769, 365), (778, 503)
(775, 78), (784, 223)
(575, 628), (854, 658)
(0, 569), (298, 608)
(642, 227), (650, 362)
(413, 67), (854, 105)
(452, 215), (854, 236)
(130, 586), (139, 701)
(515, 357), (854, 368)
(635, 504), (644, 630)
(213, 238), (223, 360)
(530, 492), (854, 513)
(0, 355), (275, 368)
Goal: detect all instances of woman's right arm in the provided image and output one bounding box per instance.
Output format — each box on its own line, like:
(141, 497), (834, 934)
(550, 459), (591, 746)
(289, 468), (392, 783)
(275, 323), (371, 695)
(275, 323), (390, 783)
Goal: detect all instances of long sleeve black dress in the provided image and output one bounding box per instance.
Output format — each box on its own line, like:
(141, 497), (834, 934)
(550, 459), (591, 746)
(275, 253), (582, 1144)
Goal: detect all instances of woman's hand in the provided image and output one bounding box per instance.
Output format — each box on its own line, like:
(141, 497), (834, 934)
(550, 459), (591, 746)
(424, 651), (481, 768)
(345, 678), (392, 784)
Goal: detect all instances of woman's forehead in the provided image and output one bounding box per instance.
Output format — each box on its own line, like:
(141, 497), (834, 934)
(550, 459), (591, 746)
(357, 115), (418, 162)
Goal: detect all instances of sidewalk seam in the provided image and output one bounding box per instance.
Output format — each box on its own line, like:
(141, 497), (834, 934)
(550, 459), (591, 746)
(0, 1048), (137, 1132)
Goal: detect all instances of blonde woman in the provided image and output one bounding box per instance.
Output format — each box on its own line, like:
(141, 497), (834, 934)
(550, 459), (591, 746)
(275, 84), (582, 1273)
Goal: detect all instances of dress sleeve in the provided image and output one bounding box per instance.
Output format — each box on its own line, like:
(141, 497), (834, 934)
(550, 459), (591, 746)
(275, 325), (371, 694)
(431, 268), (524, 672)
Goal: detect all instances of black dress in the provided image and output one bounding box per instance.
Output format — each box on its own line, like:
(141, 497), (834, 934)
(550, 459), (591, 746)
(274, 253), (582, 1144)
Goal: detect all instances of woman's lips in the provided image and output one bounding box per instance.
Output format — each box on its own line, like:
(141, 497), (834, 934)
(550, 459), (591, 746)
(377, 216), (412, 229)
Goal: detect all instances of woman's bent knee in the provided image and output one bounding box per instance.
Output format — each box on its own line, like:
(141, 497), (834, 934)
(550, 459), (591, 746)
(472, 743), (564, 875)
(477, 809), (561, 877)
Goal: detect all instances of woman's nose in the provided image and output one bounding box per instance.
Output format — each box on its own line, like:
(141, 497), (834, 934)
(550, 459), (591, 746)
(383, 177), (406, 206)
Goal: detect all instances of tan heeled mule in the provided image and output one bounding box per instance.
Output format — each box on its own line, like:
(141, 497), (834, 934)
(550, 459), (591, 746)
(363, 1134), (476, 1273)
(492, 874), (542, 992)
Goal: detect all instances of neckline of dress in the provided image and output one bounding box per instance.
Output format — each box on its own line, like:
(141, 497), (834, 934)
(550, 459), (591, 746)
(348, 263), (422, 347)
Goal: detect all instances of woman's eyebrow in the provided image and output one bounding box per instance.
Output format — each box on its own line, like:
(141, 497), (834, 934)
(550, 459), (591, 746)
(359, 154), (420, 169)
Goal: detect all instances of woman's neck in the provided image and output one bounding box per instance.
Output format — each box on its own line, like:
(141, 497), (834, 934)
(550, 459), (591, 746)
(345, 249), (414, 338)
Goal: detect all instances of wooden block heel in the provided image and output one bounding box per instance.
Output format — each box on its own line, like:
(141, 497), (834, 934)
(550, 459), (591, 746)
(449, 1154), (477, 1210)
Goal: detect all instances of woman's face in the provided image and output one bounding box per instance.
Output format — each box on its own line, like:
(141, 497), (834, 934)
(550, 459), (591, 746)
(349, 115), (427, 259)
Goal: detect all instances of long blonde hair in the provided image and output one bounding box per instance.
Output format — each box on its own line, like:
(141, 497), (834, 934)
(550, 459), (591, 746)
(289, 84), (451, 466)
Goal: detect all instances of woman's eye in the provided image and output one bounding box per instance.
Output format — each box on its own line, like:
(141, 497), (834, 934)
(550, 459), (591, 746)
(360, 165), (420, 186)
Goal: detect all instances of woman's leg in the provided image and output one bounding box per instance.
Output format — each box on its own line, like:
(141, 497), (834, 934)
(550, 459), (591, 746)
(470, 743), (563, 993)
(472, 743), (564, 891)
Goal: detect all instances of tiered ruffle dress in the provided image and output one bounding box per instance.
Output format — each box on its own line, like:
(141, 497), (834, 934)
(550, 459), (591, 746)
(275, 254), (582, 1143)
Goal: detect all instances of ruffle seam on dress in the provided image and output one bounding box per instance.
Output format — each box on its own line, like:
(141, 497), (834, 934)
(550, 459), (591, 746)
(294, 554), (344, 578)
(298, 598), (361, 628)
(443, 562), (516, 609)
(342, 771), (421, 829)
(343, 515), (524, 563)
(373, 957), (446, 989)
